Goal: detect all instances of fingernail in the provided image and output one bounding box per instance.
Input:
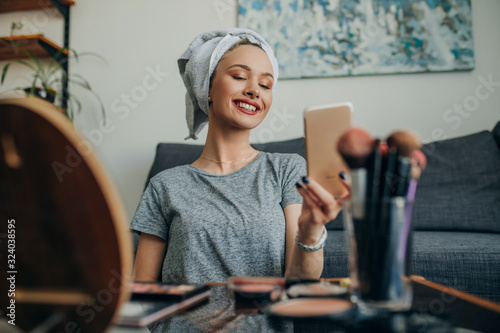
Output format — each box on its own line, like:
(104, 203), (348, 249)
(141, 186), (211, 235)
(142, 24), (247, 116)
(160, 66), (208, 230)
(295, 182), (302, 189)
(339, 171), (349, 180)
(302, 176), (310, 184)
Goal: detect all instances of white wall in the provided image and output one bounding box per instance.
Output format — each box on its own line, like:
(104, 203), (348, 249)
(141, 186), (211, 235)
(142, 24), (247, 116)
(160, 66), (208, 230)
(1, 0), (499, 220)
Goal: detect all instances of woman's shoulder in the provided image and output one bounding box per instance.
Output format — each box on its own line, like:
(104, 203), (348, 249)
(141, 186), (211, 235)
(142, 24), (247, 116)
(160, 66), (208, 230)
(258, 152), (306, 174)
(149, 164), (193, 186)
(260, 151), (306, 165)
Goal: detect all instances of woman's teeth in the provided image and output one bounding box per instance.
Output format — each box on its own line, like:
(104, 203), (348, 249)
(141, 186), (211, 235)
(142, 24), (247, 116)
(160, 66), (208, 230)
(236, 102), (257, 112)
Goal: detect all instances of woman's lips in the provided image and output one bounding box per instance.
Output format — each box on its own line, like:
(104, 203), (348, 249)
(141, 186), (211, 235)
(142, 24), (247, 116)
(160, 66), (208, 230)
(233, 100), (261, 115)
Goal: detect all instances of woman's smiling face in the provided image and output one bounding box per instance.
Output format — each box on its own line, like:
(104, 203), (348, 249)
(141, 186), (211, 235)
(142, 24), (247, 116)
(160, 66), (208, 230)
(208, 44), (274, 131)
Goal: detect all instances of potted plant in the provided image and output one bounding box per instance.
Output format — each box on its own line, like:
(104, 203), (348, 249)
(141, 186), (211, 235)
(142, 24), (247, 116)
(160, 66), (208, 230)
(1, 39), (106, 123)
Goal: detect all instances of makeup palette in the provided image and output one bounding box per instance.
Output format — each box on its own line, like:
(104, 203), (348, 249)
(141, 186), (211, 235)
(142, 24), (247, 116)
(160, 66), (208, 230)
(232, 283), (281, 305)
(287, 282), (348, 299)
(267, 298), (355, 319)
(131, 281), (209, 301)
(228, 277), (284, 306)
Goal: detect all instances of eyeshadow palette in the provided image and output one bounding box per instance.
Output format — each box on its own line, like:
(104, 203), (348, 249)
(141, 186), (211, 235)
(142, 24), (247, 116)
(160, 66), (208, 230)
(116, 288), (211, 327)
(131, 281), (210, 301)
(287, 282), (348, 299)
(267, 298), (355, 319)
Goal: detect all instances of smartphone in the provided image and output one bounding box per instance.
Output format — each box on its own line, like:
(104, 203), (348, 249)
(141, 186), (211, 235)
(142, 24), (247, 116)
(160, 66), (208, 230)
(304, 102), (353, 198)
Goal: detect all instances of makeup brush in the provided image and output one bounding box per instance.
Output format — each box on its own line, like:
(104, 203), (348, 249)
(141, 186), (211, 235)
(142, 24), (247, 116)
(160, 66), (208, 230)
(364, 140), (385, 300)
(337, 127), (374, 169)
(403, 149), (427, 207)
(374, 130), (422, 300)
(386, 130), (422, 157)
(386, 130), (422, 197)
(337, 128), (375, 219)
(337, 128), (376, 297)
(378, 142), (389, 157)
(373, 145), (399, 299)
(395, 148), (428, 277)
(409, 149), (427, 183)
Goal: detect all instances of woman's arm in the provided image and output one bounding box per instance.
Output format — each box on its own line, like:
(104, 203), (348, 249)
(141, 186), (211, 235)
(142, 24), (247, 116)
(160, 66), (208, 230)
(284, 203), (323, 279)
(133, 233), (167, 281)
(284, 177), (345, 279)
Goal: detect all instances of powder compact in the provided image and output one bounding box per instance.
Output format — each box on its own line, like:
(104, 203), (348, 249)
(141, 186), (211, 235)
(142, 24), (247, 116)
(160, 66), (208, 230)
(286, 282), (348, 299)
(229, 277), (283, 306)
(266, 298), (355, 320)
(232, 283), (282, 305)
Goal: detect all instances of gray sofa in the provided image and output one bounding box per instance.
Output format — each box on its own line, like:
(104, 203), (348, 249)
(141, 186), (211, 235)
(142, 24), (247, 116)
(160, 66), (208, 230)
(140, 121), (500, 303)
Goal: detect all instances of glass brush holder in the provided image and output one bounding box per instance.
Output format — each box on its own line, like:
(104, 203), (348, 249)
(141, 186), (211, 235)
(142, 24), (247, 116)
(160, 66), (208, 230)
(342, 197), (414, 313)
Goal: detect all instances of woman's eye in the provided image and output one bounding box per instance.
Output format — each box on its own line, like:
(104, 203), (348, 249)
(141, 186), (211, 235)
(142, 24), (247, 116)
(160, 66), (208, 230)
(260, 84), (270, 90)
(232, 76), (245, 80)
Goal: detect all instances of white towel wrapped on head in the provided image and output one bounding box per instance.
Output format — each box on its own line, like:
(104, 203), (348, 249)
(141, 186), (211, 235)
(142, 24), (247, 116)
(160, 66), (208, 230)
(178, 28), (279, 140)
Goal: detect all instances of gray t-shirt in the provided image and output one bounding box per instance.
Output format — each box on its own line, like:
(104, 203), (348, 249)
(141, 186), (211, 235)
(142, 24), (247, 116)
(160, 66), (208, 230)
(130, 152), (306, 283)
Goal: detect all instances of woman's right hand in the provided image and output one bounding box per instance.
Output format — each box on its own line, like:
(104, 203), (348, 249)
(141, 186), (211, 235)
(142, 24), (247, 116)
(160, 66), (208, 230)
(294, 175), (349, 245)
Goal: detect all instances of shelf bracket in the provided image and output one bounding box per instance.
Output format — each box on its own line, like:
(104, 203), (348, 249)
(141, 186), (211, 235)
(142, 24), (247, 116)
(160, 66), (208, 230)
(48, 0), (70, 20)
(49, 0), (71, 110)
(37, 38), (68, 66)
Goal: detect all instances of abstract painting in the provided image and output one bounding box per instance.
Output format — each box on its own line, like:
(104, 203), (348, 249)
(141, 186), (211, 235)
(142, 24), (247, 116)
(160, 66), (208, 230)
(238, 0), (475, 79)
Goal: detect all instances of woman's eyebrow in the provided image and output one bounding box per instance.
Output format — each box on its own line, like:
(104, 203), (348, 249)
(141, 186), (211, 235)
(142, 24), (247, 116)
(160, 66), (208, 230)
(225, 64), (274, 79)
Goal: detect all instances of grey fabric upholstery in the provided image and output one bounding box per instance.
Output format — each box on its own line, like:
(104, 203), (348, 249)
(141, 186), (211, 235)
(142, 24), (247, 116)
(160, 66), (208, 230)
(413, 131), (500, 232)
(321, 231), (500, 302)
(411, 231), (500, 302)
(321, 230), (349, 278)
(142, 121), (500, 303)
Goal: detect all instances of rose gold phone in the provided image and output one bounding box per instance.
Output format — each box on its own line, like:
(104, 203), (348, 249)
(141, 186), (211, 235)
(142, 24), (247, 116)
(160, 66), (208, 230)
(304, 102), (353, 198)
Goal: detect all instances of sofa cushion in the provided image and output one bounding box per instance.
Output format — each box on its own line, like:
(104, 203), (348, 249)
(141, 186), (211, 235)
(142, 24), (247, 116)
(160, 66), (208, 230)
(322, 230), (500, 303)
(413, 131), (500, 232)
(146, 143), (204, 188)
(411, 231), (500, 303)
(321, 230), (349, 278)
(253, 137), (306, 157)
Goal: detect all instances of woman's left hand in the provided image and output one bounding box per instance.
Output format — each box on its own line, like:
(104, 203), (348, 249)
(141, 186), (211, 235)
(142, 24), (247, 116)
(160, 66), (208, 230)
(295, 176), (349, 245)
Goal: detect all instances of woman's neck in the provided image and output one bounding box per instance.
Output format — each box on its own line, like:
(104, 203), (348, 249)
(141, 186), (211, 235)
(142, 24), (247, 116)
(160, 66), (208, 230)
(191, 127), (259, 175)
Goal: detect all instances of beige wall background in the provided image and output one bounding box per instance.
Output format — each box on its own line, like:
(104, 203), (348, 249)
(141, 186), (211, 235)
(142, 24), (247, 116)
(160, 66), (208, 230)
(1, 0), (499, 220)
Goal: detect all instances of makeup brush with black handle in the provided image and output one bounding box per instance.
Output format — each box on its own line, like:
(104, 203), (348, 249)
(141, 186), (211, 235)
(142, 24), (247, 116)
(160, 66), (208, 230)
(337, 127), (381, 299)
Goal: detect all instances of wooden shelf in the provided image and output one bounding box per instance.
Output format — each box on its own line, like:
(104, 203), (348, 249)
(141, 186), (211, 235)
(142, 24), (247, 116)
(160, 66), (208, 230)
(0, 34), (68, 61)
(0, 1), (74, 108)
(0, 0), (75, 13)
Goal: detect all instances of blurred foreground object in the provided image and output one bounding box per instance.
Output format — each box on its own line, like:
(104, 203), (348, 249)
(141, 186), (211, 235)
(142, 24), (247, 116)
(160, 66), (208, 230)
(0, 98), (132, 332)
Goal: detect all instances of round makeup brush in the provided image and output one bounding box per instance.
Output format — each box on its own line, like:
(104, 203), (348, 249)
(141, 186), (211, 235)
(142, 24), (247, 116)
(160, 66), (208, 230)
(386, 130), (422, 157)
(337, 128), (374, 169)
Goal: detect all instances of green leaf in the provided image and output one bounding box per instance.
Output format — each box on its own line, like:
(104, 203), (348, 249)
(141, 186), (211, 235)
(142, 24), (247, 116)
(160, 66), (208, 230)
(66, 91), (82, 116)
(1, 60), (40, 85)
(1, 38), (108, 124)
(75, 51), (108, 64)
(1, 63), (11, 84)
(14, 60), (38, 72)
(29, 81), (37, 95)
(69, 74), (92, 90)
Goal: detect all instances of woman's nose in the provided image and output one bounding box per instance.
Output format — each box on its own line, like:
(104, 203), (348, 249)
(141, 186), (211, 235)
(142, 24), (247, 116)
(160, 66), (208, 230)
(244, 83), (260, 99)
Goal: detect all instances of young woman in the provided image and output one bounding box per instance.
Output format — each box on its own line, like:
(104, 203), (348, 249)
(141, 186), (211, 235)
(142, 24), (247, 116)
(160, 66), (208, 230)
(131, 29), (346, 284)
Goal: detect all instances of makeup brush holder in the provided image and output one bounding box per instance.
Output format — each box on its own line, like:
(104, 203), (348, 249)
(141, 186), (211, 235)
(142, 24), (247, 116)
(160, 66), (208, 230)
(342, 197), (414, 313)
